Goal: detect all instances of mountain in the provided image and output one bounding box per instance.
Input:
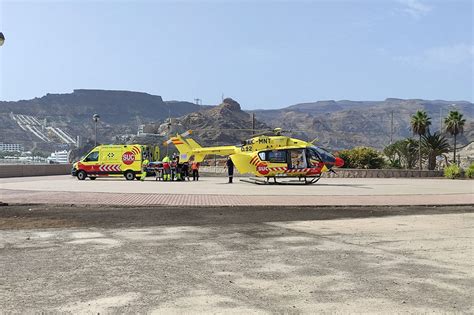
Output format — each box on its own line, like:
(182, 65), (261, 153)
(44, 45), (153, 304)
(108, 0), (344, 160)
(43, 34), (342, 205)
(0, 89), (202, 123)
(154, 98), (268, 146)
(1, 89), (472, 153)
(251, 99), (473, 149)
(0, 89), (205, 152)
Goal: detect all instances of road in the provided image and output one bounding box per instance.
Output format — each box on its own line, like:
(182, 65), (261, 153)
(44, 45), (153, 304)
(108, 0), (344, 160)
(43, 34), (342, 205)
(1, 204), (473, 313)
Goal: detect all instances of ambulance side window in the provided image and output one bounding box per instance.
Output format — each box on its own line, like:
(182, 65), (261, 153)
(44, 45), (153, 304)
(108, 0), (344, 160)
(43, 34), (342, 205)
(84, 151), (99, 162)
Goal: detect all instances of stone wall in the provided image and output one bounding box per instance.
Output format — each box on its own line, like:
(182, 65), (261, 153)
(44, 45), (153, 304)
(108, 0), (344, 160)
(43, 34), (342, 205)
(199, 166), (443, 178)
(322, 169), (443, 178)
(0, 165), (443, 178)
(0, 164), (73, 178)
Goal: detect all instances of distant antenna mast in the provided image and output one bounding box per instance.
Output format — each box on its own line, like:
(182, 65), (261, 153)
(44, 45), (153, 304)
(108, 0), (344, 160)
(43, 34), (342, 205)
(390, 111), (394, 144)
(166, 107), (171, 156)
(252, 113), (255, 133)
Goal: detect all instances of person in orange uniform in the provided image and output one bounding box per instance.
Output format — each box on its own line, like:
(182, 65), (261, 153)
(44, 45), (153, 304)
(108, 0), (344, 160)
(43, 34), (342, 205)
(191, 161), (200, 181)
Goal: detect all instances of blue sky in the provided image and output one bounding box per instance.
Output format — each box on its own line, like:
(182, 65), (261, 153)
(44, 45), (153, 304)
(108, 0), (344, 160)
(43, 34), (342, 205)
(0, 0), (472, 109)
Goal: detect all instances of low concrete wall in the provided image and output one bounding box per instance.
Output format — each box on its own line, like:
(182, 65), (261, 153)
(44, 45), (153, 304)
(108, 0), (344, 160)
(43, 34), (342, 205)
(0, 165), (443, 179)
(322, 169), (443, 178)
(199, 166), (444, 178)
(0, 164), (73, 178)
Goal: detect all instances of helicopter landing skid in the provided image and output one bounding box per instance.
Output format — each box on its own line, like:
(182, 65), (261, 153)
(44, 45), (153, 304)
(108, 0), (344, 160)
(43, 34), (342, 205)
(240, 175), (321, 185)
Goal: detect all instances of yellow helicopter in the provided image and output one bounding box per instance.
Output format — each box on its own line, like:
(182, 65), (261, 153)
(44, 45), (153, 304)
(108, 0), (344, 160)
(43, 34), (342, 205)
(164, 128), (344, 184)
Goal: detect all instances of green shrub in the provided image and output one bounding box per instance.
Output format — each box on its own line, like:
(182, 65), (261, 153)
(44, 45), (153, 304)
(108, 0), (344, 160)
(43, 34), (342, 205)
(338, 147), (386, 169)
(465, 163), (474, 179)
(444, 165), (462, 179)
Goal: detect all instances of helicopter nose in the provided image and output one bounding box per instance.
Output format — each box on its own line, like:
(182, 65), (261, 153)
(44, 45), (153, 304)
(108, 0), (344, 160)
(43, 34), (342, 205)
(335, 157), (344, 167)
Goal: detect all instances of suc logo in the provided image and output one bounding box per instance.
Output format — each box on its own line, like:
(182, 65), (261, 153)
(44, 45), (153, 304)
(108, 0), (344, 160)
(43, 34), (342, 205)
(256, 162), (269, 175)
(122, 151), (135, 165)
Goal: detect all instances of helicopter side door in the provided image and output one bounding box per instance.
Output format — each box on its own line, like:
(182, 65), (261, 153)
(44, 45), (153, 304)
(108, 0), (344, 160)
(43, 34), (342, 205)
(288, 149), (307, 169)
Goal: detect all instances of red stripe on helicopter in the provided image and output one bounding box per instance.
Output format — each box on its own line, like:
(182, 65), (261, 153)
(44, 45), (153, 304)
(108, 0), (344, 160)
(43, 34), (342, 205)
(250, 156), (259, 165)
(284, 168), (312, 173)
(269, 167), (287, 172)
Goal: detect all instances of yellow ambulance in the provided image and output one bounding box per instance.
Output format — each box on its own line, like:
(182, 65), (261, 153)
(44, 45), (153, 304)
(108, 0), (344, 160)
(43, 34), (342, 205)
(72, 144), (159, 180)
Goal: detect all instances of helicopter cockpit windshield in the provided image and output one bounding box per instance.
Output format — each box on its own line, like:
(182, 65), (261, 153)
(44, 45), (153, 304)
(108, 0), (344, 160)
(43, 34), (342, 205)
(308, 146), (336, 166)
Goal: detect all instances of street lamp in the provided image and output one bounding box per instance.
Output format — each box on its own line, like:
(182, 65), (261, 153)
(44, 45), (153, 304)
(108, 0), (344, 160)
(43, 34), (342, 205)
(0, 32), (5, 46)
(93, 114), (100, 146)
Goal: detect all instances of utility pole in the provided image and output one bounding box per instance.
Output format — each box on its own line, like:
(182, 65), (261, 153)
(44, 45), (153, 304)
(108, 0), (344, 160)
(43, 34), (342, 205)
(92, 114), (100, 147)
(390, 111), (394, 144)
(439, 106), (443, 132)
(252, 113), (255, 133)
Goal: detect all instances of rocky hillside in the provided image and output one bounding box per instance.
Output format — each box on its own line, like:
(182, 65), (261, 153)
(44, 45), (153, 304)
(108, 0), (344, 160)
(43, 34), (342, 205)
(0, 89), (201, 123)
(1, 89), (471, 153)
(0, 89), (204, 152)
(154, 98), (268, 146)
(251, 99), (473, 149)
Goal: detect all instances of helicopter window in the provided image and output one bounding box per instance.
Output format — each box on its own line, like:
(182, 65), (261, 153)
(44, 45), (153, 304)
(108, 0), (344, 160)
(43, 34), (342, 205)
(310, 146), (335, 163)
(289, 149), (306, 169)
(258, 152), (266, 160)
(307, 148), (322, 167)
(267, 150), (286, 163)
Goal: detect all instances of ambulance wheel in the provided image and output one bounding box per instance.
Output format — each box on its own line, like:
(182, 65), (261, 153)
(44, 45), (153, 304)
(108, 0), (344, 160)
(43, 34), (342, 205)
(124, 171), (135, 181)
(77, 171), (87, 180)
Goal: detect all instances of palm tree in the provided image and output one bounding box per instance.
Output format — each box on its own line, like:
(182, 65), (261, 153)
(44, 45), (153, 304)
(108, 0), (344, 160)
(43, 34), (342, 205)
(411, 110), (431, 170)
(444, 110), (466, 165)
(422, 132), (450, 170)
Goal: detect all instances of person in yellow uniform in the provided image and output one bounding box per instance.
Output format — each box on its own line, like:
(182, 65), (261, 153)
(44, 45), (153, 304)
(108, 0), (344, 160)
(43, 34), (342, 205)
(140, 159), (149, 181)
(162, 156), (171, 181)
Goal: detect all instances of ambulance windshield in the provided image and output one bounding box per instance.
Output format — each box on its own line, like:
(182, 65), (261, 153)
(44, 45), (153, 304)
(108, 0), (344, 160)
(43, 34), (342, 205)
(84, 151), (99, 162)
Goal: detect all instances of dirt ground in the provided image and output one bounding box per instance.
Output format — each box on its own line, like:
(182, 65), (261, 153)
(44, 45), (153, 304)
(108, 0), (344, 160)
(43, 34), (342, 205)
(0, 204), (473, 313)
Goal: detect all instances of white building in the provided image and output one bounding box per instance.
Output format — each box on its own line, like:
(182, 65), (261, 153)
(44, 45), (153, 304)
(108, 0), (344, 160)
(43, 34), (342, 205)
(47, 150), (70, 164)
(0, 143), (24, 152)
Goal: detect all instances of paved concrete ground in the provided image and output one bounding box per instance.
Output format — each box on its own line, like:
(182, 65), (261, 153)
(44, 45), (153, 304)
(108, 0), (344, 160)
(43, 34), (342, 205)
(1, 175), (473, 206)
(0, 204), (472, 313)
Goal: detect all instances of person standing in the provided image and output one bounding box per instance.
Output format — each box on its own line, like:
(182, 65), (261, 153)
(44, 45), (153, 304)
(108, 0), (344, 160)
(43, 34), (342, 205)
(226, 156), (234, 183)
(162, 155), (171, 181)
(140, 159), (149, 181)
(175, 157), (182, 181)
(191, 161), (200, 181)
(182, 161), (190, 181)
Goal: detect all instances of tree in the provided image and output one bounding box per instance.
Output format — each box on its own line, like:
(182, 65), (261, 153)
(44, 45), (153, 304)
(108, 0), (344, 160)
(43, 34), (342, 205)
(411, 110), (431, 170)
(384, 138), (418, 169)
(338, 147), (386, 169)
(444, 110), (466, 165)
(421, 132), (450, 170)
